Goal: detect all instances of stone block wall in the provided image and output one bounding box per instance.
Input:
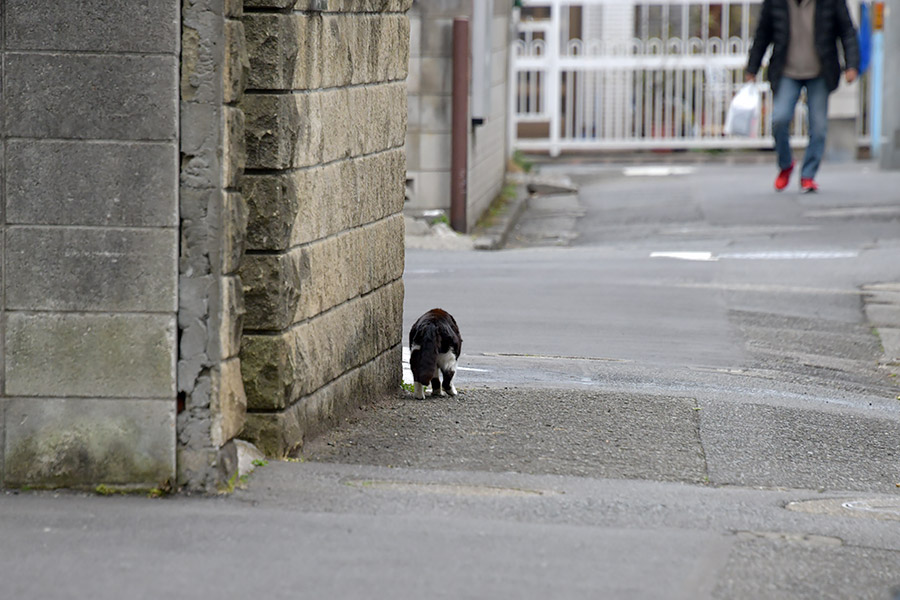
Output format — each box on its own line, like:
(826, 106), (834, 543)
(0, 0), (410, 489)
(0, 1), (181, 488)
(240, 0), (410, 457)
(407, 0), (512, 231)
(178, 0), (251, 490)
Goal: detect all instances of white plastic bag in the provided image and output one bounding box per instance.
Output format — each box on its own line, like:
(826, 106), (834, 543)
(724, 82), (761, 137)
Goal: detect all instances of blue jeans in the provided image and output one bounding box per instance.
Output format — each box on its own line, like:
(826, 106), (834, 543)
(772, 76), (829, 180)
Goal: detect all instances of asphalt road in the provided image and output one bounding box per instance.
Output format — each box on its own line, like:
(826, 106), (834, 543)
(4, 160), (900, 599)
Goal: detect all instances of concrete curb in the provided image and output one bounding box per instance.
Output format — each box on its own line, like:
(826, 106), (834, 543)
(472, 183), (530, 250)
(862, 283), (900, 368)
(405, 172), (581, 252)
(472, 172), (580, 250)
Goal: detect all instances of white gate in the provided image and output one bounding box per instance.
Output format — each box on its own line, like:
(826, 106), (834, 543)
(511, 0), (811, 155)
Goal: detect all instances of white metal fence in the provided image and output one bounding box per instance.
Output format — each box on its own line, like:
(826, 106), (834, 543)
(510, 0), (864, 155)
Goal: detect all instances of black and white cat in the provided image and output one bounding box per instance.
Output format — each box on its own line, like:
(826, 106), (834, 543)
(408, 308), (462, 400)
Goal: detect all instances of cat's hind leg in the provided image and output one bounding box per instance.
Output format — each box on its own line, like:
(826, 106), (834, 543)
(431, 374), (444, 397)
(437, 350), (458, 396)
(441, 368), (457, 397)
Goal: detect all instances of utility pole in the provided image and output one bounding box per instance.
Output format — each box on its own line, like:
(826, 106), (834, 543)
(880, 0), (900, 168)
(826, 1), (860, 161)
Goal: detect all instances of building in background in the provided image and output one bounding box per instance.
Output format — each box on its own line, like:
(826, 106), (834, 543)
(406, 0), (514, 232)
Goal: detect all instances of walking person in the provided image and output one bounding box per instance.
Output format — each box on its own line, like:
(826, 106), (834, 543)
(745, 0), (860, 193)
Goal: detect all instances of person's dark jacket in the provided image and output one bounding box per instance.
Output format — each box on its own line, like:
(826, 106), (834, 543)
(747, 0), (860, 94)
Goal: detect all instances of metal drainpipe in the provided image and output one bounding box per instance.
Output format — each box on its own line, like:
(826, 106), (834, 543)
(451, 17), (469, 233)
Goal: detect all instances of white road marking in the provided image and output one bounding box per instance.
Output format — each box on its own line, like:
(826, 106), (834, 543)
(650, 251), (717, 261)
(481, 352), (630, 363)
(405, 269), (441, 275)
(805, 206), (900, 218)
(717, 250), (858, 260)
(402, 347), (490, 385)
(402, 347), (413, 384)
(651, 250), (858, 261)
(623, 166), (696, 177)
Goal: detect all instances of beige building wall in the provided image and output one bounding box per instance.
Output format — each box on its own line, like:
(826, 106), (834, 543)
(407, 0), (512, 231)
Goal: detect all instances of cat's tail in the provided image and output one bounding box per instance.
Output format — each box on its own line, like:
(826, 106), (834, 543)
(410, 325), (439, 385)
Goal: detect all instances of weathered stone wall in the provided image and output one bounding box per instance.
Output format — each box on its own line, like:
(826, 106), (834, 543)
(406, 0), (511, 230)
(0, 2), (181, 488)
(0, 0), (408, 488)
(178, 0), (251, 491)
(240, 0), (410, 456)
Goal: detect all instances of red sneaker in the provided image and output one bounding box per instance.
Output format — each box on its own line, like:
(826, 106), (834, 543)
(774, 162), (794, 191)
(800, 178), (818, 193)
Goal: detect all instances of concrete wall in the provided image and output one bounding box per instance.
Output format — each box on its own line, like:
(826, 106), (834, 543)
(239, 0), (410, 457)
(407, 0), (512, 231)
(0, 1), (181, 489)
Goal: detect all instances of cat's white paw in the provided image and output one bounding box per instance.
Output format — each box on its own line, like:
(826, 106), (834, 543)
(413, 382), (425, 400)
(433, 388), (445, 397)
(447, 385), (458, 397)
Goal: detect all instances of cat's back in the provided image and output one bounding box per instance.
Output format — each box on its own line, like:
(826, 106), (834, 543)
(410, 308), (462, 348)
